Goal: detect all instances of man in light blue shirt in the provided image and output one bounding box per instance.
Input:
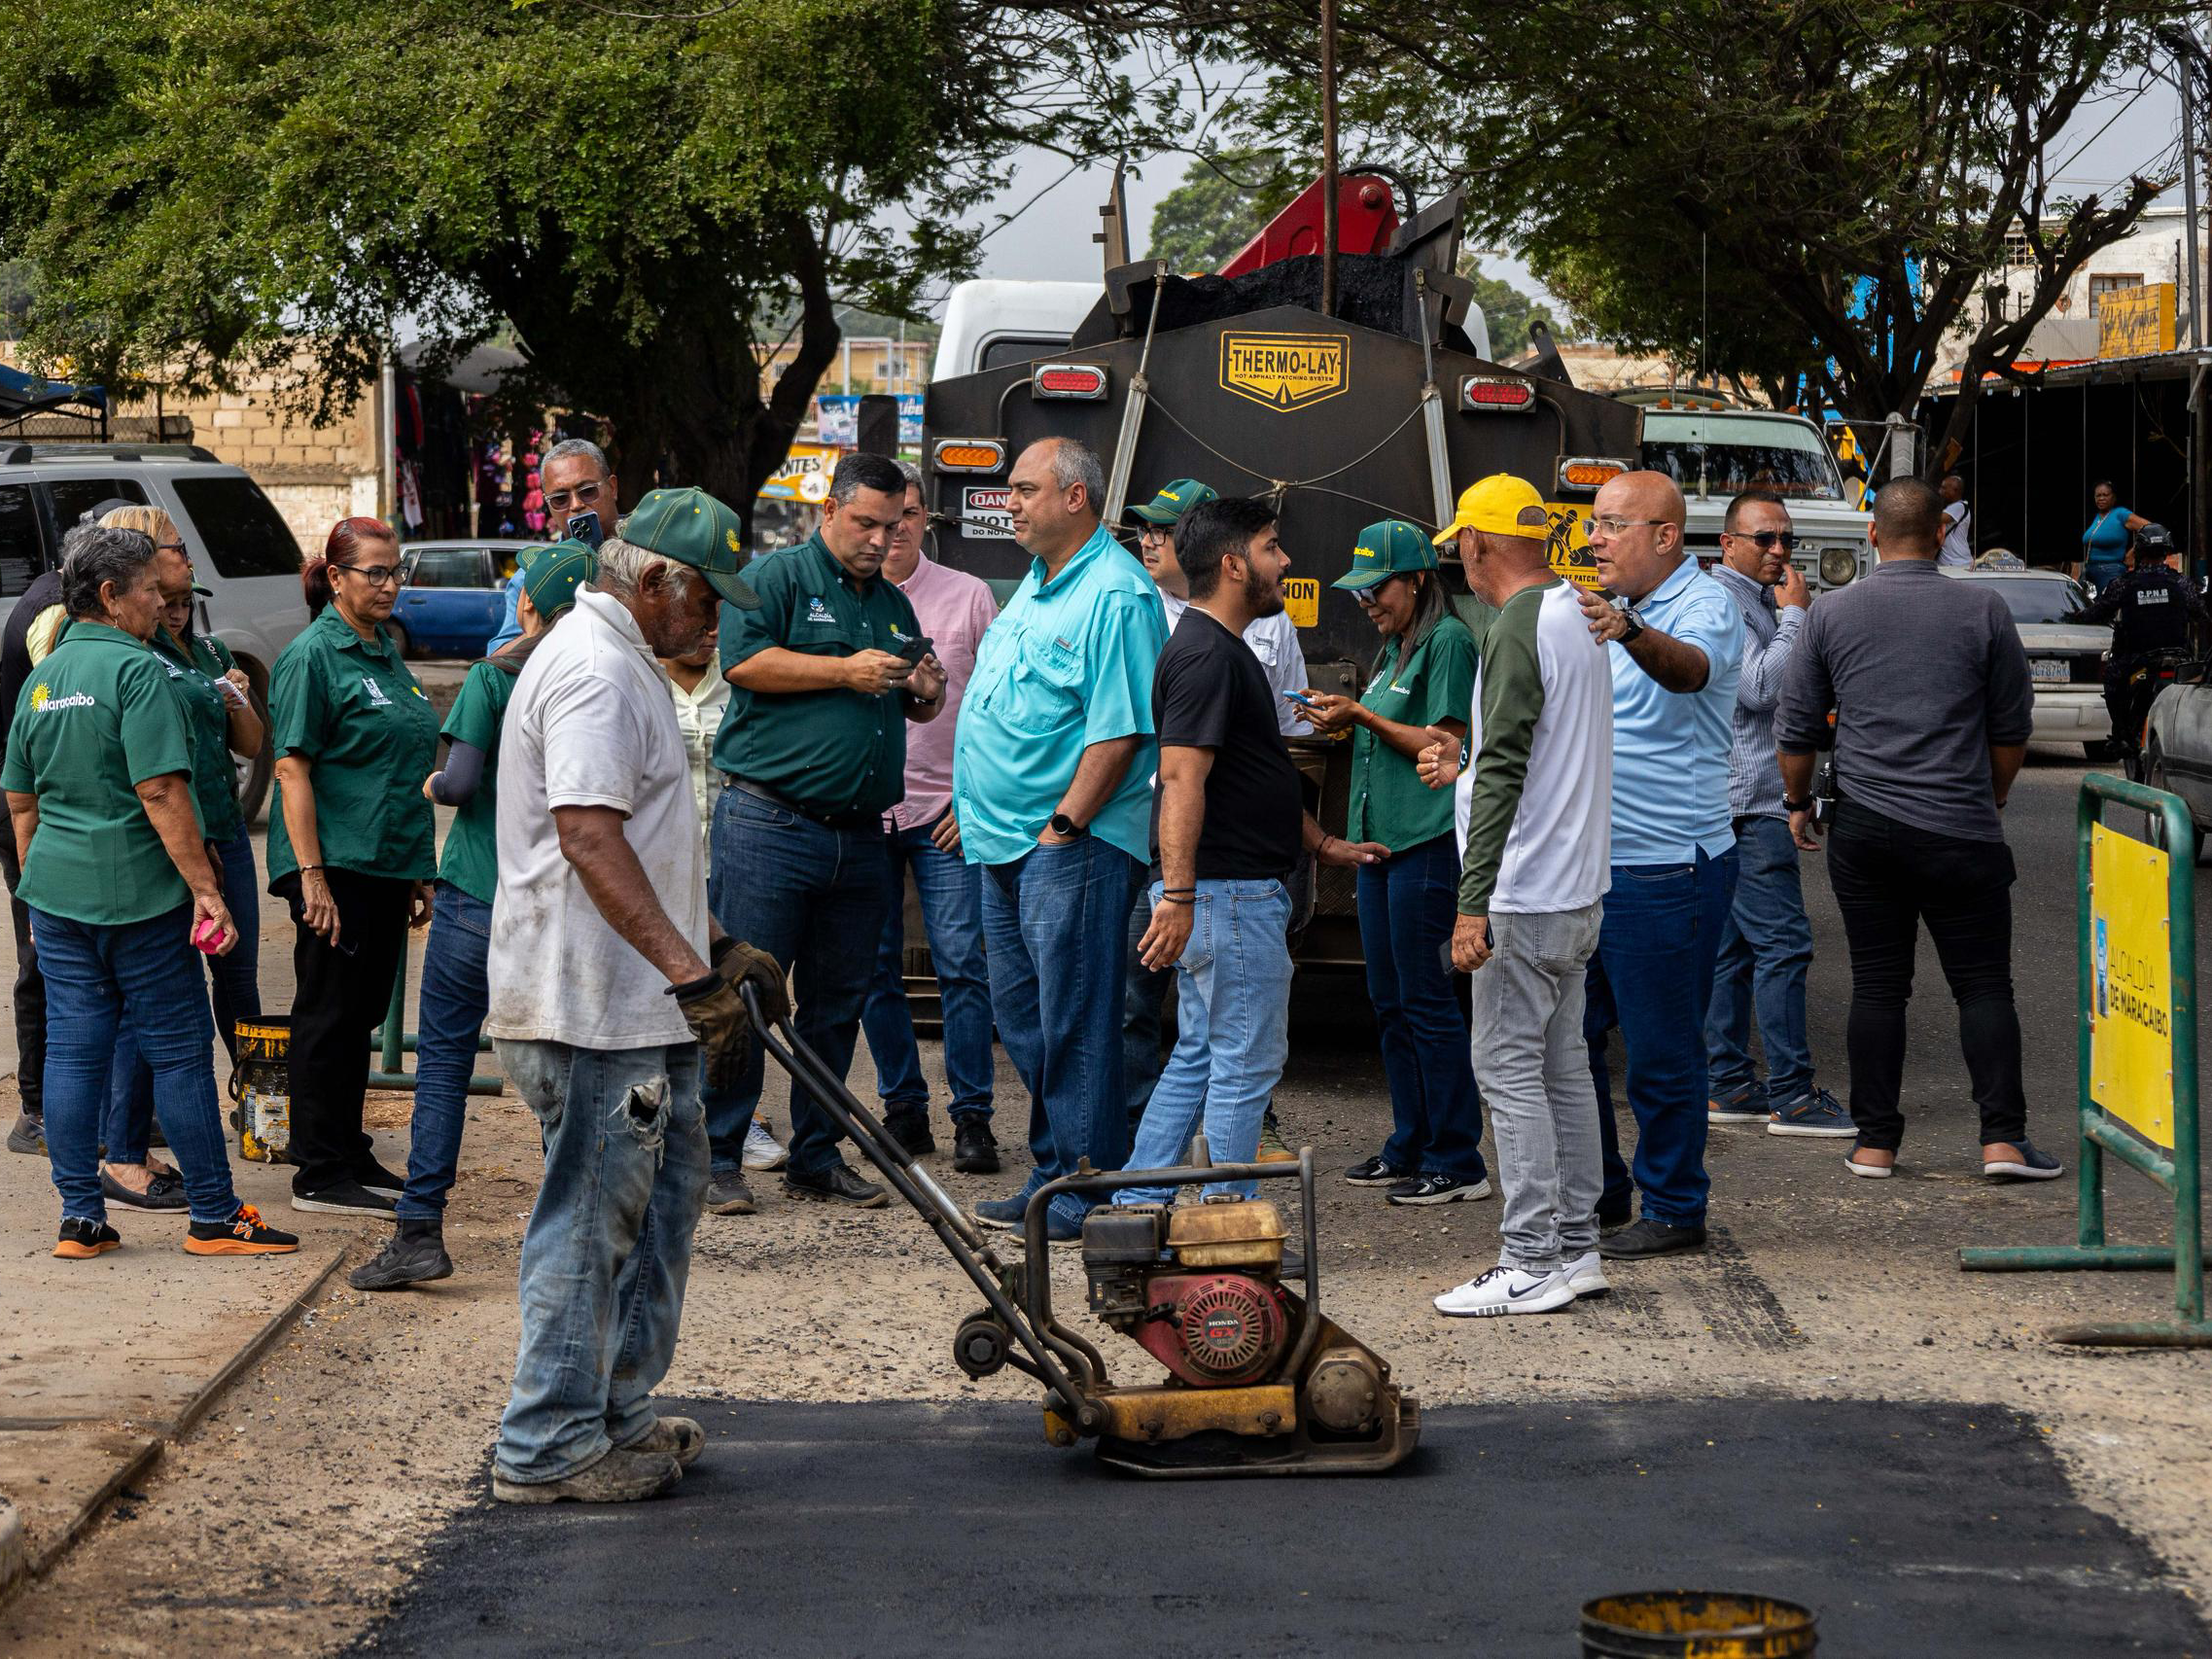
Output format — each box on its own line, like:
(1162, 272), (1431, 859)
(953, 437), (1166, 1244)
(487, 439), (616, 653)
(1573, 471), (1743, 1261)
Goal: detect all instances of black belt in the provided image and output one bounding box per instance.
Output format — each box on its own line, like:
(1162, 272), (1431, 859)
(729, 778), (884, 833)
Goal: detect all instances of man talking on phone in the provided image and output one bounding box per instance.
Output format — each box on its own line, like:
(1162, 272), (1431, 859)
(489, 437), (615, 653)
(701, 452), (947, 1213)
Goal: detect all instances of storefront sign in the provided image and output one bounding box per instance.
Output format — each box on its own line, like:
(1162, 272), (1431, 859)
(2098, 283), (2175, 359)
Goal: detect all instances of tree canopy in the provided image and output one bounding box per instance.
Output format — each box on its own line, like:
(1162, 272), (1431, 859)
(1144, 146), (1298, 271)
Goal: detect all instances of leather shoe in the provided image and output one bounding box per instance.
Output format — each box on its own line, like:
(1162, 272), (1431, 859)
(884, 1112), (935, 1157)
(1598, 1217), (1707, 1259)
(952, 1116), (1000, 1174)
(782, 1162), (888, 1208)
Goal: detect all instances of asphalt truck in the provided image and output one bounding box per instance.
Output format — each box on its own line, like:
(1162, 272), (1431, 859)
(916, 173), (1641, 966)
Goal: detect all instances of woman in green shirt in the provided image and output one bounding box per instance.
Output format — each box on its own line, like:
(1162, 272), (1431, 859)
(266, 516), (439, 1217)
(1299, 520), (1490, 1207)
(351, 542), (593, 1291)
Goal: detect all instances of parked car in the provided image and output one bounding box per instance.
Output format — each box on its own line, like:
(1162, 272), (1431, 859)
(393, 539), (537, 658)
(0, 442), (308, 821)
(2140, 676), (2212, 862)
(1938, 566), (2115, 759)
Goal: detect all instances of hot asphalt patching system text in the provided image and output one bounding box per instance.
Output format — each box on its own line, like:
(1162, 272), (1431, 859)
(361, 1397), (2205, 1656)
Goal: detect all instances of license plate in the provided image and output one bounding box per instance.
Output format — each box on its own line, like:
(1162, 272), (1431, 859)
(2030, 658), (2067, 683)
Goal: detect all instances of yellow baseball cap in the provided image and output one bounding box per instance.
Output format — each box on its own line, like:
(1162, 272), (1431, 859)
(1431, 473), (1549, 546)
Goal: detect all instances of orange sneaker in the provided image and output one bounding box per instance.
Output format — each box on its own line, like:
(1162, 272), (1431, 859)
(184, 1203), (300, 1255)
(54, 1218), (121, 1258)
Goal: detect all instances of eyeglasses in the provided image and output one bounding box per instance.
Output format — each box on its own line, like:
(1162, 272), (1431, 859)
(1589, 515), (1669, 538)
(1729, 529), (1799, 551)
(1138, 525), (1169, 543)
(157, 541), (187, 556)
(544, 478), (608, 512)
(333, 562), (402, 587)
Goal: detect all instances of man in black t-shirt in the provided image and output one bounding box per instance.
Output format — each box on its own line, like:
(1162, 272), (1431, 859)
(1114, 498), (1386, 1204)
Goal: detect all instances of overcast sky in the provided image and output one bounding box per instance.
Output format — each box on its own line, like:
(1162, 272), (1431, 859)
(941, 50), (2196, 318)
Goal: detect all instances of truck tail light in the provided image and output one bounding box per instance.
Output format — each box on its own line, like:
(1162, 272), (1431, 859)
(1032, 364), (1108, 400)
(1558, 457), (1631, 494)
(1459, 375), (1537, 412)
(932, 440), (1006, 474)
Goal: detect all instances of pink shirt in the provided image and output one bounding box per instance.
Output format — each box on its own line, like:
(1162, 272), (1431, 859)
(890, 552), (1001, 832)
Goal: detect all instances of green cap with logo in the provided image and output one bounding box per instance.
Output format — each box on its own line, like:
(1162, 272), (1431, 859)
(522, 539), (597, 619)
(1129, 477), (1217, 526)
(1332, 519), (1439, 591)
(617, 487), (761, 611)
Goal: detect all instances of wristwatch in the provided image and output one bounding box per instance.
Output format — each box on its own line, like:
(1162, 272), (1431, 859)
(1048, 812), (1088, 839)
(1615, 601), (1646, 644)
(1782, 794), (1815, 814)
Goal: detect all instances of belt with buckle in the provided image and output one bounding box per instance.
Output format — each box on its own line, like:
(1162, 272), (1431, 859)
(729, 778), (883, 833)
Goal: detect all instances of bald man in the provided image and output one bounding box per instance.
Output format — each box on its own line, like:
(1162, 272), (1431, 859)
(1573, 472), (1744, 1260)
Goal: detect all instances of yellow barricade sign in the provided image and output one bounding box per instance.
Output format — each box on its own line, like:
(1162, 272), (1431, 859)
(2089, 823), (2175, 1147)
(1282, 577), (1319, 629)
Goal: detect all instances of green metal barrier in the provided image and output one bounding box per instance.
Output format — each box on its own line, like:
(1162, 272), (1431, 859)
(1958, 773), (2212, 1346)
(367, 952), (505, 1097)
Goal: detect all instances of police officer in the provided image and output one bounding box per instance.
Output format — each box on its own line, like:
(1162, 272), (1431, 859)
(2067, 523), (2208, 758)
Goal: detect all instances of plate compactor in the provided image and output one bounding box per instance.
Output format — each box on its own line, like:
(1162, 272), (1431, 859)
(742, 984), (1418, 1477)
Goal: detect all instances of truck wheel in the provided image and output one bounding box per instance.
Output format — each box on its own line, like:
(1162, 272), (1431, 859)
(2145, 753), (2207, 862)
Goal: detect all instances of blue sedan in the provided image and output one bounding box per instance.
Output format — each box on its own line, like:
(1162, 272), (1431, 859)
(393, 540), (537, 658)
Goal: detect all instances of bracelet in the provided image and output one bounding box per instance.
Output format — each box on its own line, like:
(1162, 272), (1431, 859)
(1317, 834), (1337, 857)
(1161, 885), (1197, 897)
(298, 864), (325, 874)
(1159, 894), (1195, 906)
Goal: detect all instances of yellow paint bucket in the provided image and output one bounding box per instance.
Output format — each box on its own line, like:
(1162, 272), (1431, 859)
(1581, 1592), (1817, 1658)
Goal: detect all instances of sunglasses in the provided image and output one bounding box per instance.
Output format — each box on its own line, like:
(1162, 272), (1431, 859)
(544, 478), (608, 512)
(1732, 530), (1799, 551)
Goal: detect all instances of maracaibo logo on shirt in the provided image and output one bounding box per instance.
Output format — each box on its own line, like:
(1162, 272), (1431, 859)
(28, 685), (94, 714)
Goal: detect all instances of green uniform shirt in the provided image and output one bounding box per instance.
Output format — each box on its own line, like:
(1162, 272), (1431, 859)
(265, 605), (439, 886)
(710, 534), (925, 816)
(1346, 613), (1478, 851)
(149, 626), (243, 846)
(0, 622), (195, 925)
(436, 658), (517, 904)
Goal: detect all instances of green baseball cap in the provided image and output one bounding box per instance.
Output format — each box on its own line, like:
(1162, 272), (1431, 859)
(617, 487), (761, 611)
(522, 539), (596, 619)
(1128, 477), (1217, 526)
(1332, 519), (1438, 591)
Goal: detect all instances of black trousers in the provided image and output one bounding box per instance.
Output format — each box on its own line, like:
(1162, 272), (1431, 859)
(280, 866), (412, 1194)
(1824, 797), (2028, 1151)
(0, 830), (43, 1116)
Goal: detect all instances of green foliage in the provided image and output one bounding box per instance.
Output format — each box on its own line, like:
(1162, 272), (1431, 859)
(1145, 147), (1296, 272)
(1460, 262), (1552, 360)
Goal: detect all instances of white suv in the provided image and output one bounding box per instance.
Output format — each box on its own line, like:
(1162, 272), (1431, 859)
(0, 443), (310, 820)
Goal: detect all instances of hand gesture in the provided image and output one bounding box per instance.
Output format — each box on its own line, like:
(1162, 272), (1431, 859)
(1775, 564), (1810, 611)
(1578, 586), (1633, 644)
(1415, 725), (1462, 791)
(1296, 689), (1362, 733)
(845, 650), (915, 696)
(906, 653), (948, 704)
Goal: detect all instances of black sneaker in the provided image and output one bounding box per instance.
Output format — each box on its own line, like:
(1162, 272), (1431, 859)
(1598, 1217), (1707, 1259)
(952, 1116), (1001, 1175)
(1385, 1173), (1494, 1207)
(8, 1111), (45, 1155)
(355, 1160), (405, 1200)
(1598, 1206), (1633, 1237)
(884, 1112), (936, 1157)
(292, 1181), (399, 1217)
(54, 1217), (121, 1259)
(102, 1167), (188, 1211)
(704, 1170), (756, 1216)
(185, 1204), (299, 1255)
(783, 1162), (889, 1208)
(1344, 1155), (1407, 1187)
(349, 1220), (453, 1289)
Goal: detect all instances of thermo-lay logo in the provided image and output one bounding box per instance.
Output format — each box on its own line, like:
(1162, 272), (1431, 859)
(1219, 333), (1349, 411)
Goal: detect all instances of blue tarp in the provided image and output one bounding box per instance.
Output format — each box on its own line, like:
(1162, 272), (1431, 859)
(0, 361), (104, 417)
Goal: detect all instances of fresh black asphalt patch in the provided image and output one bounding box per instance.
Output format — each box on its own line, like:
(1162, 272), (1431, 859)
(360, 1397), (2205, 1657)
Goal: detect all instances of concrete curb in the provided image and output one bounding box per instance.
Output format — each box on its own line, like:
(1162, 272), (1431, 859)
(0, 1243), (350, 1609)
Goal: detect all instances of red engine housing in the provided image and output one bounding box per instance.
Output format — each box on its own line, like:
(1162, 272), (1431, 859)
(1129, 1272), (1293, 1387)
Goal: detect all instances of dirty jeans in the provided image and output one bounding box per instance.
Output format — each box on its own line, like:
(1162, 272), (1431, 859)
(399, 883), (491, 1220)
(1470, 902), (1605, 1271)
(1115, 879), (1293, 1207)
(492, 1039), (710, 1486)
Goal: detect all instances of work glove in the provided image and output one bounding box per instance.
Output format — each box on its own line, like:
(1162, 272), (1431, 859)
(671, 972), (752, 1096)
(712, 935), (791, 1028)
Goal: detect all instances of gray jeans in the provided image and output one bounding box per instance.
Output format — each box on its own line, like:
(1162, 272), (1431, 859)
(1468, 901), (1605, 1271)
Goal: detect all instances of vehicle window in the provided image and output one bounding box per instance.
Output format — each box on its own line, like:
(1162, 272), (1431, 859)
(169, 476), (303, 579)
(42, 477), (148, 537)
(1981, 578), (2089, 625)
(405, 548), (488, 589)
(980, 334), (1072, 371)
(0, 484), (41, 596)
(491, 547), (523, 582)
(1642, 415), (1845, 501)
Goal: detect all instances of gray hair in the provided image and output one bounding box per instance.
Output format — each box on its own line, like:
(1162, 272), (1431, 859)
(59, 524), (157, 620)
(1038, 438), (1106, 516)
(542, 437), (610, 478)
(894, 457), (923, 493)
(590, 534), (697, 602)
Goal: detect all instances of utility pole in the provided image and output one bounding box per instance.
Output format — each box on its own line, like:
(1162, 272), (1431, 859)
(1320, 0), (1339, 318)
(2179, 32), (2201, 349)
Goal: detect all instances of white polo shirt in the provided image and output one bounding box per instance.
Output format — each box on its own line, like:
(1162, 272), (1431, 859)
(486, 584), (706, 1051)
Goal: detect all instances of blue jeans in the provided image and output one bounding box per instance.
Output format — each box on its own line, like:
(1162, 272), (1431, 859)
(1703, 816), (1816, 1110)
(980, 836), (1140, 1228)
(704, 786), (889, 1177)
(1121, 874), (1171, 1129)
(492, 1038), (709, 1486)
(400, 882), (491, 1220)
(1589, 847), (1738, 1228)
(102, 827), (263, 1162)
(1355, 833), (1487, 1182)
(859, 817), (994, 1123)
(1116, 879), (1293, 1206)
(38, 903), (241, 1226)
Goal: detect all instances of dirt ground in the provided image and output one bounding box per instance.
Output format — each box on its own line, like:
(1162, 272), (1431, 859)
(2, 1024), (2207, 1656)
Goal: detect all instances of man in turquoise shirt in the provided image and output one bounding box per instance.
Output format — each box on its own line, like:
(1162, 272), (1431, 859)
(1574, 471), (1744, 1262)
(953, 437), (1166, 1243)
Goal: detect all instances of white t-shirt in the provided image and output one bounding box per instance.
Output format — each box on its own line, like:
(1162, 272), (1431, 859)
(1453, 580), (1613, 913)
(1160, 592), (1309, 735)
(1940, 500), (1972, 567)
(486, 585), (708, 1050)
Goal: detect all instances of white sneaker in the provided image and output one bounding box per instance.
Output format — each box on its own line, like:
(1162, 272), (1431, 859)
(1433, 1264), (1576, 1318)
(742, 1117), (788, 1171)
(1562, 1251), (1610, 1297)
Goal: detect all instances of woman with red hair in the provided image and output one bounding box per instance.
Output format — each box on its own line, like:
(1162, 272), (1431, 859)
(264, 516), (438, 1216)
